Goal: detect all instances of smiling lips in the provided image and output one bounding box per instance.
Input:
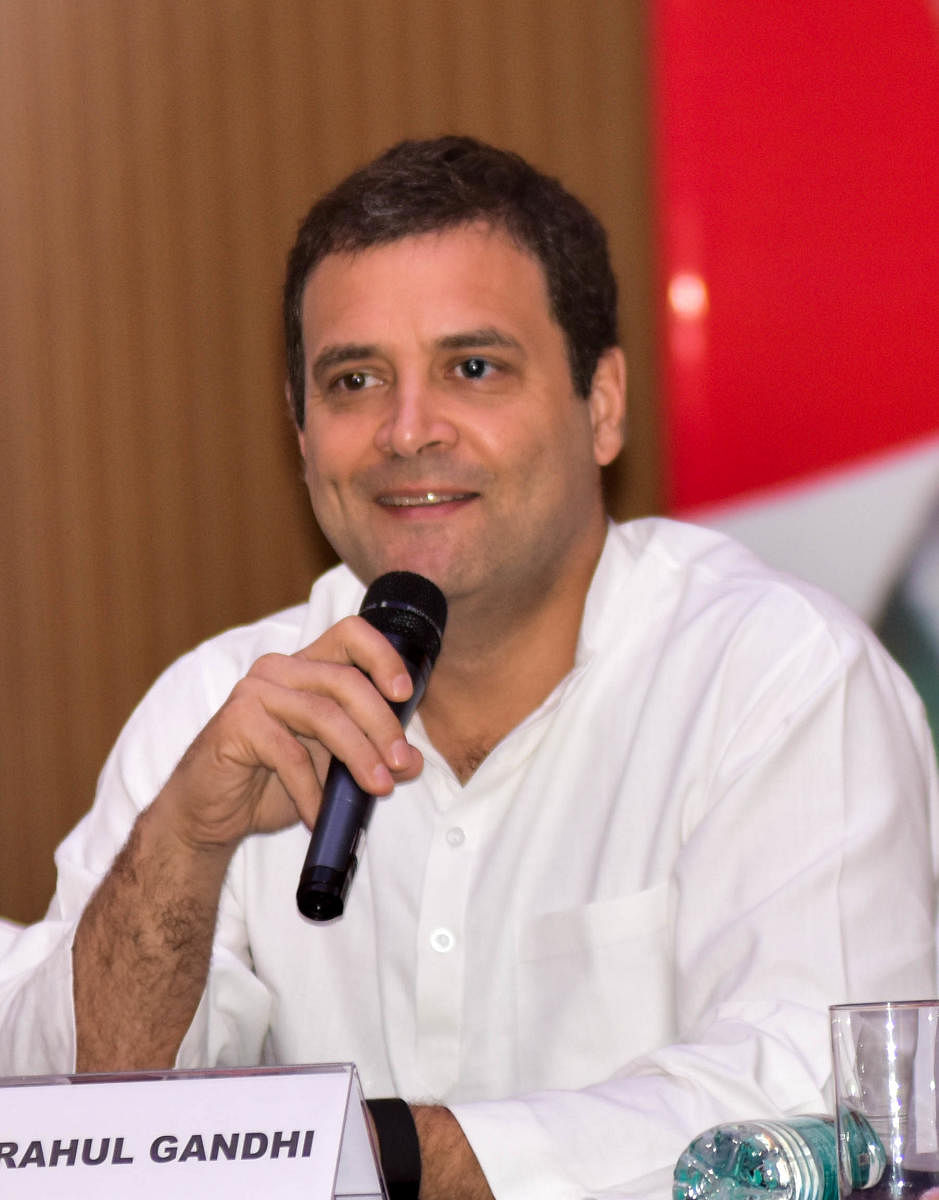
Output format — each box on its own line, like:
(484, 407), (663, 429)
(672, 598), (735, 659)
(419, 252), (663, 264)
(377, 491), (477, 508)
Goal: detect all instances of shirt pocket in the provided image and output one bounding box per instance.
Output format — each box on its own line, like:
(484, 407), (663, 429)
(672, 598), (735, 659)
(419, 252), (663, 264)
(515, 882), (673, 1092)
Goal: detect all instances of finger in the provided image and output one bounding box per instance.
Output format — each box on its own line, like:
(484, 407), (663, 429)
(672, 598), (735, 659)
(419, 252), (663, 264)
(168, 705), (323, 845)
(293, 616), (416, 704)
(226, 715), (323, 831)
(244, 675), (404, 796)
(246, 653), (414, 772)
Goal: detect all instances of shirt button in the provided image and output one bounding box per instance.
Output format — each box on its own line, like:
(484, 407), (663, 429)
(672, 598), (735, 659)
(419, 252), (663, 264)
(430, 927), (456, 953)
(445, 826), (466, 847)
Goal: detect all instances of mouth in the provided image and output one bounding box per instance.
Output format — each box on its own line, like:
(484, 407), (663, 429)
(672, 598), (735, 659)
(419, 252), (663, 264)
(376, 491), (478, 508)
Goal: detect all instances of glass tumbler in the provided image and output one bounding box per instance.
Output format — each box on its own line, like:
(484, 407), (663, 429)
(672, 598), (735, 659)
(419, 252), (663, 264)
(831, 1000), (939, 1200)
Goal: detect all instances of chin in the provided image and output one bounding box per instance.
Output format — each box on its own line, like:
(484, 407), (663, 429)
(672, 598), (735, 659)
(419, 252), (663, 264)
(348, 553), (446, 594)
(359, 546), (460, 594)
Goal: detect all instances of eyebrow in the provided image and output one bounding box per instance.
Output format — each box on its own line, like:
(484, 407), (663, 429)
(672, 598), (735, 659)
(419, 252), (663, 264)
(436, 327), (523, 353)
(311, 343), (380, 379)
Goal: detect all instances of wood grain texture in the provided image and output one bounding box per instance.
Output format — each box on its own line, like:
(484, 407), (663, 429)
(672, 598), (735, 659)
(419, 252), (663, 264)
(0, 0), (659, 921)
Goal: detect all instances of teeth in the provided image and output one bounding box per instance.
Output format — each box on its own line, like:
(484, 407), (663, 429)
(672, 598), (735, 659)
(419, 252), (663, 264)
(380, 492), (470, 507)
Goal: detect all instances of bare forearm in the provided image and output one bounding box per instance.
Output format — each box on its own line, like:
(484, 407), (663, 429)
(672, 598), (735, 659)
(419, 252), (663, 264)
(413, 1106), (494, 1200)
(73, 797), (234, 1073)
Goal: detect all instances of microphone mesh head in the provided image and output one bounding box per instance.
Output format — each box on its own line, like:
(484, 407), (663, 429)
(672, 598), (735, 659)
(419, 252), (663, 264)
(360, 571), (448, 658)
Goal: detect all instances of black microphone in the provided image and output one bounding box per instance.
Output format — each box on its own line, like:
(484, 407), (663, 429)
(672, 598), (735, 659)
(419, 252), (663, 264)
(296, 571), (447, 922)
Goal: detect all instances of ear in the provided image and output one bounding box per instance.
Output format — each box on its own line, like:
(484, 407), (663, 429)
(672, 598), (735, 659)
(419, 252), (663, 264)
(587, 347), (627, 467)
(288, 381), (309, 460)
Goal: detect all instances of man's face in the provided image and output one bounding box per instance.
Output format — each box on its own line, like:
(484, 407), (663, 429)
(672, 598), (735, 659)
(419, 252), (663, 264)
(296, 223), (625, 615)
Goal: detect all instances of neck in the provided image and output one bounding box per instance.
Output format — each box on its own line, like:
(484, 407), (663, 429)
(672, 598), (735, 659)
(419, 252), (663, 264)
(419, 520), (606, 782)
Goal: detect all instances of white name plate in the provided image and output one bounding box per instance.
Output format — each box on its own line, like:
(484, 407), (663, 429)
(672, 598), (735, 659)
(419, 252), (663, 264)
(0, 1061), (385, 1198)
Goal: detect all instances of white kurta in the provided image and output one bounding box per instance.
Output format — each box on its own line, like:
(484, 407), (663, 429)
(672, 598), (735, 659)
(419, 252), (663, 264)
(1, 519), (937, 1200)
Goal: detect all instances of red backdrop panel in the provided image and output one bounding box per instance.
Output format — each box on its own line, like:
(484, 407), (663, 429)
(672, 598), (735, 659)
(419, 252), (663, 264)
(653, 2), (939, 511)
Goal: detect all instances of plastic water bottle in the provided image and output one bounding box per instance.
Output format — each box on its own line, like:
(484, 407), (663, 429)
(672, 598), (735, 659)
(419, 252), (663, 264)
(673, 1112), (885, 1200)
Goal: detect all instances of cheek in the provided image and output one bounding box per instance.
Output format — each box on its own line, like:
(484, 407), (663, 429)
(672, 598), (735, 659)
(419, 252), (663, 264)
(515, 406), (596, 475)
(301, 419), (363, 484)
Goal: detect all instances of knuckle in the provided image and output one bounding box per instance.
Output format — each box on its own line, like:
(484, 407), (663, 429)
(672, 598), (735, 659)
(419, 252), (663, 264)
(226, 677), (262, 711)
(250, 651), (289, 679)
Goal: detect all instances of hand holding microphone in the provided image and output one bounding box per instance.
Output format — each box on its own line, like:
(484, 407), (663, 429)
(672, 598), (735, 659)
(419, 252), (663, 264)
(296, 571), (447, 922)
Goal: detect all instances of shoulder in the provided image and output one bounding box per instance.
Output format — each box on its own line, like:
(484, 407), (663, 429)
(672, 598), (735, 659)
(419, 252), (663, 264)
(593, 518), (936, 807)
(600, 516), (877, 645)
(590, 518), (927, 724)
(152, 560), (364, 713)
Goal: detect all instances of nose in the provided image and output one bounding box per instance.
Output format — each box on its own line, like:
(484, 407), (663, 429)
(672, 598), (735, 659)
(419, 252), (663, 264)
(373, 379), (458, 458)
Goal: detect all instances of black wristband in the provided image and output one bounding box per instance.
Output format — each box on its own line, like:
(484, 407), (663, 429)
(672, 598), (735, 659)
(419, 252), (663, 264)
(366, 1097), (422, 1200)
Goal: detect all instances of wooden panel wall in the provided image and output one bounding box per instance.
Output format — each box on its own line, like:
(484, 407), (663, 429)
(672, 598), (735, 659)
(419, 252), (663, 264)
(0, 0), (659, 922)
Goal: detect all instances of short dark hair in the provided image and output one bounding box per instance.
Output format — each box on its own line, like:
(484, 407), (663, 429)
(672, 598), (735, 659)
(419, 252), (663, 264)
(283, 135), (619, 426)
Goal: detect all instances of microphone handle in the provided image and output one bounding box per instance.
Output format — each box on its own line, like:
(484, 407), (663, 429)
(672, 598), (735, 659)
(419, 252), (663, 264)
(296, 631), (432, 922)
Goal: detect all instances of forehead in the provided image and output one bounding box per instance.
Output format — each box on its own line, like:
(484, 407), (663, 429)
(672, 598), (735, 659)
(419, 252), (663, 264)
(299, 224), (557, 347)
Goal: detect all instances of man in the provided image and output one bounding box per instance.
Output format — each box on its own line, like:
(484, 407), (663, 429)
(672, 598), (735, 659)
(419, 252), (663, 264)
(0, 137), (936, 1200)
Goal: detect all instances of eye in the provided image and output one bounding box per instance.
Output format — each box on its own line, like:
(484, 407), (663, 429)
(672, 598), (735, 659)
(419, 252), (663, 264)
(330, 370), (380, 393)
(455, 357), (494, 380)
